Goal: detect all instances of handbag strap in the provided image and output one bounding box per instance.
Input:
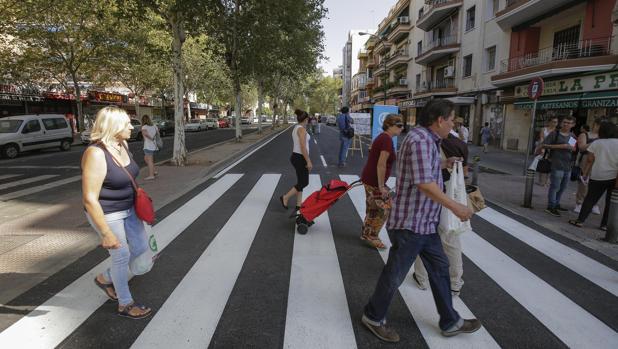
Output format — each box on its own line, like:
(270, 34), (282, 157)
(99, 143), (139, 192)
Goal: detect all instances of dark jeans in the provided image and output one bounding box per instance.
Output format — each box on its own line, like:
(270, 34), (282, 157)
(577, 178), (615, 226)
(548, 169), (571, 209)
(364, 229), (460, 331)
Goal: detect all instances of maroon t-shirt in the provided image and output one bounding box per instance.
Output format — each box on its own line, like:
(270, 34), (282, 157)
(361, 132), (396, 188)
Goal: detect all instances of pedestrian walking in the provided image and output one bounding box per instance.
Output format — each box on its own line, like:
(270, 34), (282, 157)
(359, 114), (403, 250)
(310, 115), (319, 136)
(574, 119), (601, 214)
(412, 128), (469, 296)
(480, 122), (492, 153)
(542, 116), (577, 217)
(536, 117), (559, 186)
(455, 117), (469, 143)
(141, 115), (159, 180)
(337, 106), (354, 168)
(82, 106), (153, 319)
(569, 121), (618, 231)
(361, 100), (480, 343)
(280, 109), (312, 212)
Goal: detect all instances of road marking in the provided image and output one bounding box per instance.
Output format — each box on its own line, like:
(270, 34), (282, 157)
(320, 155), (327, 167)
(341, 175), (499, 349)
(284, 174), (357, 349)
(1, 166), (80, 169)
(0, 174), (243, 349)
(0, 175), (58, 191)
(313, 138), (318, 145)
(0, 176), (82, 201)
(477, 207), (618, 297)
(213, 126), (291, 179)
(461, 230), (618, 348)
(0, 174), (21, 181)
(131, 174), (279, 349)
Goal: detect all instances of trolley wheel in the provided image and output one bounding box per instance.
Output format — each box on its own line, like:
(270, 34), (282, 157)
(297, 223), (309, 235)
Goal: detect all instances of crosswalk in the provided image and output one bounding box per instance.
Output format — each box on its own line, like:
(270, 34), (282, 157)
(0, 172), (617, 348)
(0, 173), (81, 202)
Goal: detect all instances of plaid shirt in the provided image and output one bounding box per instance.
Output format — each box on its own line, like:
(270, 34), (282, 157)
(387, 126), (443, 234)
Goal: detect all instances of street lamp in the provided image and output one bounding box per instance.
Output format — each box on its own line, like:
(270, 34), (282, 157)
(359, 32), (388, 104)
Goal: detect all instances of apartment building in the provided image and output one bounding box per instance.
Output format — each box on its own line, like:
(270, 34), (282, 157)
(342, 30), (376, 107)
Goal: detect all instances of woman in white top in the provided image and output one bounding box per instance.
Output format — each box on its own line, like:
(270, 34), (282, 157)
(141, 115), (159, 180)
(536, 117), (559, 186)
(574, 118), (601, 213)
(570, 121), (618, 230)
(280, 109), (312, 212)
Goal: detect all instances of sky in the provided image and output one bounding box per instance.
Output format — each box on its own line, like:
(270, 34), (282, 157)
(319, 0), (397, 75)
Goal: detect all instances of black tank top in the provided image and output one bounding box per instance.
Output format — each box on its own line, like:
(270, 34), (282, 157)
(90, 144), (140, 214)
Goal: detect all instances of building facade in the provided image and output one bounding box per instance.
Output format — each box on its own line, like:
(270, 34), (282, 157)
(342, 29), (376, 107)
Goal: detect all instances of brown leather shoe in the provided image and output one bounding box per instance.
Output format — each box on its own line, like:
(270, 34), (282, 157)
(441, 318), (482, 337)
(361, 315), (400, 343)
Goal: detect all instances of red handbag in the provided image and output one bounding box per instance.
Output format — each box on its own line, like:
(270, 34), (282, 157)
(104, 145), (156, 224)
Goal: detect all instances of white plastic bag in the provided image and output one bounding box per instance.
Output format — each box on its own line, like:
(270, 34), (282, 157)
(129, 223), (159, 275)
(439, 161), (472, 235)
(528, 154), (543, 171)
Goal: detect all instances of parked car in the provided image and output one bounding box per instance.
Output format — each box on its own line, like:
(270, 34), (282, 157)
(204, 118), (219, 129)
(218, 119), (229, 128)
(82, 118), (142, 144)
(0, 114), (74, 159)
(240, 116), (251, 125)
(156, 120), (175, 137)
(184, 119), (204, 132)
(326, 115), (337, 126)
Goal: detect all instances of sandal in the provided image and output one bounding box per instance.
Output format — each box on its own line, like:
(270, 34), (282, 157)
(279, 196), (289, 210)
(568, 220), (583, 228)
(361, 236), (386, 250)
(118, 302), (152, 319)
(94, 277), (117, 301)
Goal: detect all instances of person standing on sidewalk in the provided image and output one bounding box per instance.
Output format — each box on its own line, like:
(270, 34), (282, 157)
(569, 121), (618, 231)
(82, 106), (152, 319)
(412, 128), (469, 296)
(280, 110), (312, 212)
(141, 115), (159, 181)
(361, 100), (480, 343)
(536, 117), (559, 186)
(480, 122), (491, 153)
(574, 119), (601, 214)
(337, 106), (354, 168)
(359, 114), (403, 250)
(542, 116), (577, 217)
(455, 117), (469, 143)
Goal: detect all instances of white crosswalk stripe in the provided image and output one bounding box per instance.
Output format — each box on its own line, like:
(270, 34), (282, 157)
(0, 175), (82, 201)
(1, 172), (617, 349)
(0, 174), (21, 181)
(0, 175), (58, 191)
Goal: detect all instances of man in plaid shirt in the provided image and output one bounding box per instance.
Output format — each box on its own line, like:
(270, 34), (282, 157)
(361, 100), (481, 343)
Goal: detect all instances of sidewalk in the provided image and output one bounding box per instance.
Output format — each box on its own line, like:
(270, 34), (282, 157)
(471, 145), (618, 261)
(0, 126), (287, 304)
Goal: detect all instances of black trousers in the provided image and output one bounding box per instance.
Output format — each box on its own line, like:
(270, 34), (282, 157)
(290, 153), (308, 192)
(578, 178), (614, 226)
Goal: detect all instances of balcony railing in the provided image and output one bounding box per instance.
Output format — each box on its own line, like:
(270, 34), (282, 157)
(418, 34), (458, 56)
(418, 0), (462, 30)
(500, 37), (612, 73)
(387, 47), (409, 61)
(417, 79), (456, 93)
(506, 0), (528, 8)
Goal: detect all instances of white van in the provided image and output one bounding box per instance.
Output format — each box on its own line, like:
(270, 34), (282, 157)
(0, 114), (74, 159)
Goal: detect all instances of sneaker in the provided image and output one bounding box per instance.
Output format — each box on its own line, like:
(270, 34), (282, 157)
(545, 208), (561, 217)
(592, 205), (601, 215)
(441, 319), (482, 337)
(361, 315), (400, 343)
(556, 205), (568, 212)
(412, 273), (427, 290)
(574, 204), (581, 213)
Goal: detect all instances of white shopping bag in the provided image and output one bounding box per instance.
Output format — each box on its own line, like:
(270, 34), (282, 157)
(439, 161), (472, 235)
(528, 154), (543, 171)
(129, 222), (159, 275)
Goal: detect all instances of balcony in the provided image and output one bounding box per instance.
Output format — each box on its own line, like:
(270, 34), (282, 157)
(386, 47), (410, 69)
(374, 63), (388, 77)
(417, 0), (463, 31)
(387, 16), (413, 43)
(375, 40), (393, 55)
(416, 34), (460, 65)
(358, 48), (368, 59)
(366, 77), (375, 87)
(495, 0), (576, 30)
(387, 78), (410, 96)
(492, 37), (618, 86)
(367, 57), (376, 68)
(415, 79), (457, 95)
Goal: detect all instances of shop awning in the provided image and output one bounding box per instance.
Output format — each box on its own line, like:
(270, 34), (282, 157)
(446, 96), (475, 105)
(514, 93), (582, 110)
(579, 91), (618, 109)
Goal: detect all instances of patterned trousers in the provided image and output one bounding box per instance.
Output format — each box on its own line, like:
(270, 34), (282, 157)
(362, 184), (392, 239)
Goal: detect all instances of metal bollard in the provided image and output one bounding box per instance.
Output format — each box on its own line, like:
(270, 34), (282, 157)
(523, 169), (536, 208)
(603, 189), (618, 243)
(470, 156), (480, 187)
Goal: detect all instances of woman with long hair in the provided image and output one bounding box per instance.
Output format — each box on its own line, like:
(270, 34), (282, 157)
(280, 109), (312, 211)
(141, 114), (159, 180)
(82, 106), (152, 319)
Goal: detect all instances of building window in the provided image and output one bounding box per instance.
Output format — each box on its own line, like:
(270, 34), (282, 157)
(466, 6), (476, 31)
(485, 46), (496, 72)
(553, 25), (580, 50)
(416, 74), (421, 89)
(417, 40), (423, 56)
(486, 0), (499, 19)
(463, 54), (473, 77)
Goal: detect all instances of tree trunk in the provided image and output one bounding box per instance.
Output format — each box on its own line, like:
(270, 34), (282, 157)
(284, 102), (289, 124)
(186, 95), (192, 120)
(170, 14), (187, 166)
(257, 79), (264, 134)
(71, 76), (84, 132)
(234, 81), (242, 141)
(134, 95), (140, 120)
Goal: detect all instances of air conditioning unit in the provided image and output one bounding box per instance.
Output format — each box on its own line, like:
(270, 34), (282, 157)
(399, 16), (410, 24)
(399, 78), (408, 86)
(445, 66), (455, 77)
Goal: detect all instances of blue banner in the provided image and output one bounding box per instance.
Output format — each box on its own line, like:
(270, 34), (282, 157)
(372, 105), (399, 149)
